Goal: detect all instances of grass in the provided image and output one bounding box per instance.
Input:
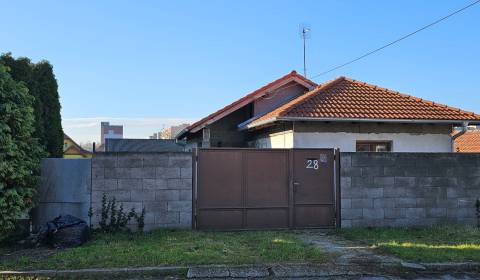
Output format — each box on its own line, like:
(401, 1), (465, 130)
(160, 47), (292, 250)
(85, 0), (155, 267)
(0, 229), (325, 270)
(338, 225), (480, 263)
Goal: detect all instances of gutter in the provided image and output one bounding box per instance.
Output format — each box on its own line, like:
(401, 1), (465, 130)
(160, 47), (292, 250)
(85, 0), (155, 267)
(239, 117), (480, 130)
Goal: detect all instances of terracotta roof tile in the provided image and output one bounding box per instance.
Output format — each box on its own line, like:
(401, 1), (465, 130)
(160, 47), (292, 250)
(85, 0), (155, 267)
(454, 130), (480, 152)
(182, 71), (316, 134)
(247, 77), (480, 127)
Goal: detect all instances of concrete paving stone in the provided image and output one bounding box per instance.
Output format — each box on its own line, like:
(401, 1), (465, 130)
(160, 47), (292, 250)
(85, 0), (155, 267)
(228, 266), (269, 278)
(187, 266), (229, 278)
(271, 264), (353, 277)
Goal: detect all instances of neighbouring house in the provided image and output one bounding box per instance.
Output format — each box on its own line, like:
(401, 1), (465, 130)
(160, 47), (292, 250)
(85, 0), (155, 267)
(177, 71), (480, 152)
(96, 121), (124, 152)
(104, 138), (186, 152)
(63, 134), (92, 158)
(150, 124), (190, 139)
(453, 128), (480, 152)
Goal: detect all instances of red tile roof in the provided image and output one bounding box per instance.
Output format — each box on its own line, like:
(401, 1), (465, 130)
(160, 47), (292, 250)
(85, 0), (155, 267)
(246, 77), (480, 128)
(179, 71), (316, 136)
(454, 130), (480, 152)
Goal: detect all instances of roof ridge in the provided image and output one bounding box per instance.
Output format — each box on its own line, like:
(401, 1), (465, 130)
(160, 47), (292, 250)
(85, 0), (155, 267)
(341, 77), (480, 118)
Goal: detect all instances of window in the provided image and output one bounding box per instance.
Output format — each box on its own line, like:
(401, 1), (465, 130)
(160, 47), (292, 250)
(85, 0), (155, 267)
(356, 141), (392, 152)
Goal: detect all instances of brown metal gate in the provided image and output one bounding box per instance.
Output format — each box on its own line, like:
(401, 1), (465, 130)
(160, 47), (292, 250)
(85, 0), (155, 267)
(192, 148), (340, 230)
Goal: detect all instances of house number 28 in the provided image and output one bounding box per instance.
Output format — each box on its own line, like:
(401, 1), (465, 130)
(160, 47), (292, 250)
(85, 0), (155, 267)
(306, 159), (319, 170)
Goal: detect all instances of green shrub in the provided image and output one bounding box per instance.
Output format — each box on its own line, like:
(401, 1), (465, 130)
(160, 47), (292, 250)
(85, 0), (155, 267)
(0, 64), (43, 237)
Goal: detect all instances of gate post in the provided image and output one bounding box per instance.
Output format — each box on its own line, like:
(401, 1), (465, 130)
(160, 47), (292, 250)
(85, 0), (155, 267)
(192, 148), (198, 230)
(334, 148), (341, 228)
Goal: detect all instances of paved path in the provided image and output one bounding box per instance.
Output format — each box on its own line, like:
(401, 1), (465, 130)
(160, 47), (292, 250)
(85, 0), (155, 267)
(296, 230), (402, 267)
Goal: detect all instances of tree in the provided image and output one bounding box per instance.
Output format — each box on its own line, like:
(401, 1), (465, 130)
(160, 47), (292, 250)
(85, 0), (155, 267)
(0, 64), (43, 234)
(0, 53), (63, 157)
(32, 61), (63, 157)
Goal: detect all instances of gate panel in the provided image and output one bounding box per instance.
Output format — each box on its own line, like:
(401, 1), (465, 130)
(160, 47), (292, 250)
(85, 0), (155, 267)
(197, 150), (244, 229)
(244, 150), (289, 228)
(293, 149), (335, 228)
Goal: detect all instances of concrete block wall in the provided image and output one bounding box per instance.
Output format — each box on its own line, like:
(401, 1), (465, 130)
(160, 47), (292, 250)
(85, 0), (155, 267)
(91, 152), (192, 230)
(340, 152), (480, 227)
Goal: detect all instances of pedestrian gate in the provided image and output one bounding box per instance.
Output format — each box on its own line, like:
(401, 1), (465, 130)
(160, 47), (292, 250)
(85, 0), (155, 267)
(192, 148), (340, 229)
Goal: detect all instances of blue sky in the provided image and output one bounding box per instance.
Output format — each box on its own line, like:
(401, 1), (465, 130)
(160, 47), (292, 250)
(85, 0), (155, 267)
(2, 1), (479, 142)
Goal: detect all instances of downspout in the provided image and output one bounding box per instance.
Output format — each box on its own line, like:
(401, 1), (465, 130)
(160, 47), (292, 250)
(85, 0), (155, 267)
(451, 122), (469, 152)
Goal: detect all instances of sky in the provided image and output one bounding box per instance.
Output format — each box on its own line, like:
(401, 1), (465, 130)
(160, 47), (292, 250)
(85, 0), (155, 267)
(2, 0), (479, 143)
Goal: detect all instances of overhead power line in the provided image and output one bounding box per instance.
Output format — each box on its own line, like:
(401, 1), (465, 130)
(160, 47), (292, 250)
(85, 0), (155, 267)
(309, 0), (480, 79)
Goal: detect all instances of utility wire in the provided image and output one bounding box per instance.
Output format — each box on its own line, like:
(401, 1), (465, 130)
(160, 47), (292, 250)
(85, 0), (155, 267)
(309, 0), (480, 79)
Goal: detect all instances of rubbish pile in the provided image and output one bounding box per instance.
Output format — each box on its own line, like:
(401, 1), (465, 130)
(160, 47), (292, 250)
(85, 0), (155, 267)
(27, 215), (89, 248)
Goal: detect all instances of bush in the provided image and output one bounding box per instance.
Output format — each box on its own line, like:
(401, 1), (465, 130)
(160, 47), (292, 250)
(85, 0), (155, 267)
(0, 64), (43, 237)
(90, 193), (146, 233)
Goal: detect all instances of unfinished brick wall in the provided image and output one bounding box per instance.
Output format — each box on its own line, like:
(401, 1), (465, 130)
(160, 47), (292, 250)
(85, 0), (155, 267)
(341, 153), (480, 227)
(91, 152), (192, 230)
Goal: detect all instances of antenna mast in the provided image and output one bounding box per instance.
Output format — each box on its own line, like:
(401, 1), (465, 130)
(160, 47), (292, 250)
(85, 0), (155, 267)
(300, 25), (311, 78)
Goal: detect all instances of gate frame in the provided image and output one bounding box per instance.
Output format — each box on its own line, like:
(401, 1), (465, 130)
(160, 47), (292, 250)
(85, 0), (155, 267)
(191, 148), (341, 230)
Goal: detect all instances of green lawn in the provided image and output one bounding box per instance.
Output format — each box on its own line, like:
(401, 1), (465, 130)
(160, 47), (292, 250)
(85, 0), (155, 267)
(0, 229), (325, 270)
(338, 225), (480, 263)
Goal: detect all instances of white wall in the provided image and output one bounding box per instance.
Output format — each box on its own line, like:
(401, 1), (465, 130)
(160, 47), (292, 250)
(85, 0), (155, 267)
(293, 132), (453, 152)
(255, 131), (294, 148)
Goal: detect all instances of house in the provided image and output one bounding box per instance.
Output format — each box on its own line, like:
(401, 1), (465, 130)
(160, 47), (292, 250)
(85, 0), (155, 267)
(63, 134), (92, 158)
(104, 138), (186, 152)
(150, 124), (190, 139)
(453, 129), (480, 152)
(96, 121), (124, 152)
(177, 71), (480, 152)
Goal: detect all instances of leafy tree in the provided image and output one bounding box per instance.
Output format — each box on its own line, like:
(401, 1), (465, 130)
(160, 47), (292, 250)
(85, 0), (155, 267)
(0, 64), (43, 234)
(0, 53), (63, 157)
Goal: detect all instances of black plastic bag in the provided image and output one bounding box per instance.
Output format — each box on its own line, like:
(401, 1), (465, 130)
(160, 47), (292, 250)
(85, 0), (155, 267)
(38, 215), (89, 248)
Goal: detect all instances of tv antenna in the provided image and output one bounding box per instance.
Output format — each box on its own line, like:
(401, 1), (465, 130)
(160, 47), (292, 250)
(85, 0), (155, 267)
(299, 24), (311, 78)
